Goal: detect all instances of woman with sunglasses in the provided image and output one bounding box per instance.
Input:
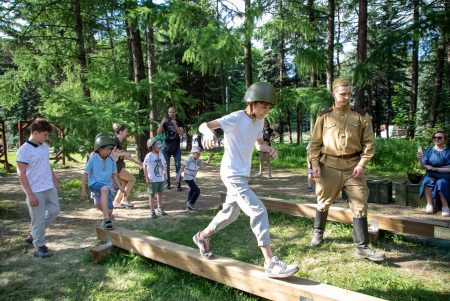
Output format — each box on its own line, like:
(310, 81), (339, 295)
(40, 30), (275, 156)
(417, 129), (450, 216)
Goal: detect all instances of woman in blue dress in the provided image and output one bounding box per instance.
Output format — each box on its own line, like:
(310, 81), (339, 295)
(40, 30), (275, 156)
(417, 129), (450, 216)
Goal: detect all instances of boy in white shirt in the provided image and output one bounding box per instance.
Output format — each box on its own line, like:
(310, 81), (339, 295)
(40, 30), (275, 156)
(193, 82), (299, 278)
(176, 146), (214, 211)
(143, 138), (167, 218)
(16, 118), (61, 258)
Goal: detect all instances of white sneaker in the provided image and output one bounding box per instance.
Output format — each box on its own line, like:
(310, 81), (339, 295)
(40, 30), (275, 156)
(425, 203), (433, 214)
(442, 206), (450, 217)
(120, 200), (134, 208)
(264, 256), (299, 278)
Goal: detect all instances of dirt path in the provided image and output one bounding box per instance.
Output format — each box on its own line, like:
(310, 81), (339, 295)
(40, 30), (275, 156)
(0, 165), (445, 254)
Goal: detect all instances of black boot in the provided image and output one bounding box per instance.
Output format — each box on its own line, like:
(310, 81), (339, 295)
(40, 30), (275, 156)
(310, 210), (328, 247)
(353, 217), (385, 262)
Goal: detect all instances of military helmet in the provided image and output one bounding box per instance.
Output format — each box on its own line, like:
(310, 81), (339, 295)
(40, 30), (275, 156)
(94, 135), (115, 152)
(242, 82), (277, 105)
(95, 132), (111, 140)
(147, 137), (162, 149)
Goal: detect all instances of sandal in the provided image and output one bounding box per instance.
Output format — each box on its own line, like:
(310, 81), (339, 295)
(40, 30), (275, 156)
(103, 218), (115, 230)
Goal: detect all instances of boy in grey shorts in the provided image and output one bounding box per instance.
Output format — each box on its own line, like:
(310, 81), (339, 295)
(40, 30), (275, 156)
(193, 82), (299, 278)
(16, 118), (61, 258)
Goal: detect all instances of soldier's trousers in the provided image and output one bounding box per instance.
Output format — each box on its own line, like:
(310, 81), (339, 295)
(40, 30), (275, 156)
(315, 164), (368, 217)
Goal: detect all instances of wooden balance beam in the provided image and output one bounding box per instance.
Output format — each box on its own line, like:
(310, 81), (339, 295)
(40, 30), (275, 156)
(219, 193), (450, 240)
(96, 227), (384, 301)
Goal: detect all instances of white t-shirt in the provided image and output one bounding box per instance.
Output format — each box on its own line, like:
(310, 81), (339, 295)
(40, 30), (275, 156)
(16, 141), (54, 193)
(182, 156), (205, 181)
(143, 151), (166, 182)
(218, 110), (263, 177)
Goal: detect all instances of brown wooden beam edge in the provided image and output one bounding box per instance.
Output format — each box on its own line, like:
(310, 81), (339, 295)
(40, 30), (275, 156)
(96, 227), (384, 301)
(219, 193), (450, 240)
(90, 242), (114, 263)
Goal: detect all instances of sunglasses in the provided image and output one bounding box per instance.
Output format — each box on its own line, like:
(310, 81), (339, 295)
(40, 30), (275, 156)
(432, 136), (444, 140)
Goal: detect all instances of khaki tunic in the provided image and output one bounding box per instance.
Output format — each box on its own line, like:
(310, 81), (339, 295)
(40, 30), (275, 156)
(309, 104), (375, 217)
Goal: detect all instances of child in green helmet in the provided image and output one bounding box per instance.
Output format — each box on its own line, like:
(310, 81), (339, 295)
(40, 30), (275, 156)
(192, 82), (299, 279)
(81, 134), (125, 230)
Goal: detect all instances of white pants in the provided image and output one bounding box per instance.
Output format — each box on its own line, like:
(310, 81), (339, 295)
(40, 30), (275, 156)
(26, 188), (60, 247)
(208, 176), (270, 246)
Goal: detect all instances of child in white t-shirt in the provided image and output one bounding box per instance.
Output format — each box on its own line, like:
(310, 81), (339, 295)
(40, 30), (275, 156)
(143, 138), (167, 218)
(192, 82), (299, 279)
(176, 146), (214, 211)
(16, 118), (61, 258)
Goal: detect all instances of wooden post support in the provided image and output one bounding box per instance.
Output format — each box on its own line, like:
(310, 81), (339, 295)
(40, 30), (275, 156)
(90, 242), (114, 263)
(96, 227), (385, 301)
(220, 193), (450, 239)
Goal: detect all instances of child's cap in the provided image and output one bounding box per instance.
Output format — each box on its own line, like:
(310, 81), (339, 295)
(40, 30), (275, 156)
(147, 137), (162, 149)
(191, 146), (202, 154)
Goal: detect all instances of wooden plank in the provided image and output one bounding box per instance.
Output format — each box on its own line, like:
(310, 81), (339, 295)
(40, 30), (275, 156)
(90, 243), (114, 263)
(220, 193), (450, 239)
(96, 227), (385, 301)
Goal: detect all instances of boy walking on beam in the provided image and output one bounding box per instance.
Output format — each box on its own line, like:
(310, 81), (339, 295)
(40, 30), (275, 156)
(193, 82), (299, 278)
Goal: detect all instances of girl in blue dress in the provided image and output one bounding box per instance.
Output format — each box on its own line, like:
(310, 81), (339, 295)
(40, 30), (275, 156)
(417, 129), (450, 216)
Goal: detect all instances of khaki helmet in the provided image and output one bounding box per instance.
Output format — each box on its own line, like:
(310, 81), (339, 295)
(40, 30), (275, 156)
(147, 137), (163, 149)
(95, 132), (111, 140)
(94, 135), (115, 151)
(242, 82), (277, 105)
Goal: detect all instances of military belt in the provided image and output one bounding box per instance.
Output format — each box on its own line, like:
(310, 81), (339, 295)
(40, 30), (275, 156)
(326, 151), (362, 159)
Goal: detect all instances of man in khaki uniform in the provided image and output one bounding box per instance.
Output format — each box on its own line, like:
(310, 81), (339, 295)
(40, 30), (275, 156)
(308, 78), (385, 262)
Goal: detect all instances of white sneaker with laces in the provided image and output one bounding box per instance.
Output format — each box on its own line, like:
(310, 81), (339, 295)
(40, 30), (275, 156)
(425, 203), (433, 214)
(264, 256), (299, 278)
(442, 206), (450, 217)
(120, 200), (134, 208)
(156, 207), (167, 216)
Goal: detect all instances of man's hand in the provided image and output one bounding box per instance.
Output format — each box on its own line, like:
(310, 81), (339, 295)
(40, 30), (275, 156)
(28, 193), (39, 207)
(171, 119), (178, 127)
(312, 165), (321, 178)
(161, 117), (168, 125)
(145, 177), (152, 184)
(55, 184), (62, 194)
(352, 165), (365, 178)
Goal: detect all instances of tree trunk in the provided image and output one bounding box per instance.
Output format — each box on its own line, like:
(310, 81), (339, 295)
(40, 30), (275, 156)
(72, 0), (90, 98)
(146, 7), (158, 136)
(128, 11), (149, 162)
(296, 106), (301, 144)
(278, 0), (285, 89)
(217, 0), (226, 104)
(407, 0), (419, 137)
(326, 0), (335, 91)
(244, 0), (253, 88)
(386, 79), (393, 139)
(355, 0), (368, 109)
(106, 9), (118, 76)
(446, 0), (450, 93)
(427, 33), (445, 128)
(336, 1), (341, 77)
(308, 0), (317, 87)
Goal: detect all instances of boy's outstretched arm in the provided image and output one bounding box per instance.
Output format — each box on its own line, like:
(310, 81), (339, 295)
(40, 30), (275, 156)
(255, 138), (278, 160)
(81, 173), (88, 201)
(199, 120), (221, 149)
(176, 165), (185, 185)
